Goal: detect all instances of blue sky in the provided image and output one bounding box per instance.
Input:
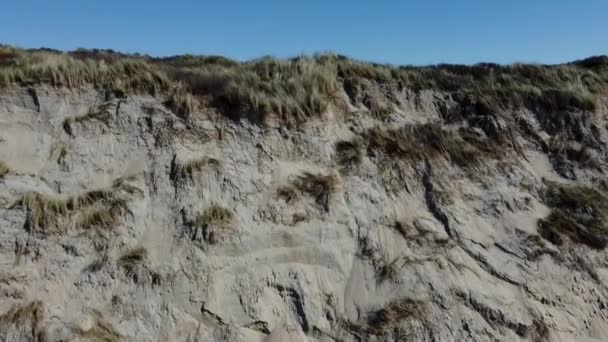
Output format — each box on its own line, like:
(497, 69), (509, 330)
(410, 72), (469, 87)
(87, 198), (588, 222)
(1, 0), (606, 65)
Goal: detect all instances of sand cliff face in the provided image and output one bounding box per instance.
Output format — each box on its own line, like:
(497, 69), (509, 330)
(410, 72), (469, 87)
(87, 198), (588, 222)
(1, 81), (608, 342)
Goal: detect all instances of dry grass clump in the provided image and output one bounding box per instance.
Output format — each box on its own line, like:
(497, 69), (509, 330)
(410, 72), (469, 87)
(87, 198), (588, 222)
(173, 157), (221, 180)
(163, 52), (606, 125)
(365, 123), (487, 168)
(337, 55), (607, 114)
(338, 298), (429, 338)
(366, 298), (429, 335)
(165, 83), (198, 118)
(75, 205), (118, 231)
(192, 204), (235, 244)
(0, 301), (46, 341)
(276, 185), (300, 204)
(0, 161), (10, 178)
(548, 135), (602, 174)
(3, 47), (607, 127)
(118, 247), (161, 286)
(166, 56), (342, 125)
(335, 139), (362, 171)
(166, 53), (606, 128)
(13, 176), (140, 234)
(196, 205), (234, 227)
(538, 181), (608, 249)
(294, 172), (339, 212)
(0, 48), (170, 96)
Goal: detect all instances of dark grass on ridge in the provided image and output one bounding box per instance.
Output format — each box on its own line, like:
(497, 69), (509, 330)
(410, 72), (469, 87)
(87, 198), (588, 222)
(0, 46), (171, 97)
(364, 122), (502, 169)
(2, 45), (608, 125)
(538, 180), (608, 249)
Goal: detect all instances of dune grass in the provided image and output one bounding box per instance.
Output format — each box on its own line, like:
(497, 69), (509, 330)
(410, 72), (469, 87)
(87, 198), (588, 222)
(17, 190), (123, 233)
(366, 298), (429, 335)
(2, 46), (607, 126)
(538, 181), (608, 249)
(0, 47), (170, 96)
(13, 176), (140, 234)
(193, 204), (235, 244)
(338, 56), (606, 113)
(118, 247), (161, 286)
(276, 184), (300, 204)
(162, 55), (342, 125)
(365, 122), (495, 168)
(165, 82), (198, 118)
(172, 157), (221, 180)
(338, 298), (429, 337)
(195, 205), (234, 228)
(178, 53), (608, 123)
(0, 301), (45, 341)
(294, 172), (339, 212)
(335, 139), (363, 172)
(547, 134), (601, 173)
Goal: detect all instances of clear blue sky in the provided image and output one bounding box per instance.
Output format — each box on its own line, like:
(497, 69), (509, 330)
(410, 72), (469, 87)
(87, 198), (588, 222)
(1, 0), (606, 65)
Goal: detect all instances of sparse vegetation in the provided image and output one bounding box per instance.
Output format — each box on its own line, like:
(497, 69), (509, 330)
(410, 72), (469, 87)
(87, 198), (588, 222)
(548, 135), (602, 176)
(163, 55), (342, 125)
(367, 298), (429, 335)
(335, 139), (362, 172)
(168, 53), (608, 126)
(75, 205), (118, 230)
(193, 204), (235, 244)
(118, 247), (161, 286)
(13, 176), (140, 234)
(338, 298), (429, 338)
(0, 47), (170, 96)
(2, 46), (607, 127)
(0, 301), (46, 341)
(165, 83), (197, 118)
(196, 205), (234, 227)
(339, 56), (606, 113)
(276, 185), (300, 204)
(83, 254), (109, 273)
(538, 181), (608, 249)
(294, 172), (338, 212)
(365, 123), (495, 168)
(173, 157), (221, 180)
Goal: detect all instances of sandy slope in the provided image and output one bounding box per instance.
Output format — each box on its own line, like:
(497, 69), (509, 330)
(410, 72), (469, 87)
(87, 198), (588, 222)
(0, 85), (607, 341)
